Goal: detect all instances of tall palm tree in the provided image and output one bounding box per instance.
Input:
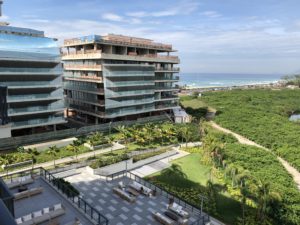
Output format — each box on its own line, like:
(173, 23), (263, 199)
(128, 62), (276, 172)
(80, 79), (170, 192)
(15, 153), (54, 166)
(254, 179), (281, 223)
(25, 148), (40, 170)
(67, 143), (80, 162)
(46, 145), (60, 168)
(105, 135), (116, 153)
(181, 127), (192, 148)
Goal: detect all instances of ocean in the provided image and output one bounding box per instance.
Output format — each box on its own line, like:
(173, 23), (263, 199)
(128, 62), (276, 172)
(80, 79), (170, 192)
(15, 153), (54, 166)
(178, 73), (283, 88)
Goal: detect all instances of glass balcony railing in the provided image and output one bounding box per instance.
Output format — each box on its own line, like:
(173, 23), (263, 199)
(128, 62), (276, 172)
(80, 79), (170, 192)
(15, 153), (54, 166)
(63, 83), (104, 94)
(155, 67), (180, 72)
(8, 103), (64, 115)
(12, 117), (65, 128)
(106, 89), (154, 97)
(105, 98), (154, 109)
(106, 105), (155, 117)
(106, 80), (154, 87)
(66, 104), (104, 116)
(0, 81), (60, 87)
(154, 76), (179, 81)
(104, 71), (154, 77)
(64, 64), (102, 70)
(7, 94), (62, 102)
(155, 86), (179, 91)
(0, 67), (62, 74)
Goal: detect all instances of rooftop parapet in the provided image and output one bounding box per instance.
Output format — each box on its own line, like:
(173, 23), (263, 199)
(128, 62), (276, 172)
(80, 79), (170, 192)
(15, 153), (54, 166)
(64, 34), (175, 51)
(0, 25), (44, 37)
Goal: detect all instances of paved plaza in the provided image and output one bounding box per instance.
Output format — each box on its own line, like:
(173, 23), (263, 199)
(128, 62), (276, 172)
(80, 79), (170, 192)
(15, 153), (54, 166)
(10, 177), (93, 225)
(65, 168), (201, 225)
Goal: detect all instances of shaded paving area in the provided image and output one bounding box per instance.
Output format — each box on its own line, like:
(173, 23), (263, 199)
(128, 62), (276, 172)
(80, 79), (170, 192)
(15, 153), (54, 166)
(9, 177), (93, 225)
(65, 169), (201, 225)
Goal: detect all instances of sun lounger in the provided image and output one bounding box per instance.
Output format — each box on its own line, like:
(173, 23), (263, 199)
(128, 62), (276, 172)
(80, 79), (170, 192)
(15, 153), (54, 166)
(14, 187), (43, 201)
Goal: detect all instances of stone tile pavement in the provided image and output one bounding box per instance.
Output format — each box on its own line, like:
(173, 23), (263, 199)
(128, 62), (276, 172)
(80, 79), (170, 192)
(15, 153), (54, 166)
(65, 169), (200, 225)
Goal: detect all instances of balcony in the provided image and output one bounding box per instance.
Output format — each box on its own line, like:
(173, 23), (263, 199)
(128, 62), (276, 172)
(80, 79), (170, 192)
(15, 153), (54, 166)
(0, 67), (62, 75)
(8, 103), (64, 116)
(154, 95), (179, 102)
(67, 104), (105, 117)
(105, 106), (155, 118)
(106, 89), (154, 98)
(7, 94), (62, 103)
(155, 86), (180, 92)
(106, 80), (154, 87)
(1, 81), (61, 89)
(154, 76), (179, 82)
(62, 50), (102, 60)
(155, 67), (180, 72)
(63, 83), (104, 94)
(64, 64), (102, 71)
(101, 53), (180, 64)
(11, 117), (66, 130)
(64, 75), (103, 83)
(65, 97), (105, 106)
(105, 98), (154, 109)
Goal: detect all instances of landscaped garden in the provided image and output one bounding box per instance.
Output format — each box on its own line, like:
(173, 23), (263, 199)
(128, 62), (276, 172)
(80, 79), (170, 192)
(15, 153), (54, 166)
(147, 121), (300, 225)
(0, 122), (200, 172)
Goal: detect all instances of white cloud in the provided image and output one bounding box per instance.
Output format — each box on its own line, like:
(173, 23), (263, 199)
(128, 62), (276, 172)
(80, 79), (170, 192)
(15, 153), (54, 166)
(201, 11), (222, 18)
(102, 13), (123, 22)
(127, 0), (200, 18)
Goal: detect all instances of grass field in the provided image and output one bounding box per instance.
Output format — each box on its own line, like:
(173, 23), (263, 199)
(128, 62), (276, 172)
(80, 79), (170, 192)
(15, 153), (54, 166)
(148, 153), (242, 224)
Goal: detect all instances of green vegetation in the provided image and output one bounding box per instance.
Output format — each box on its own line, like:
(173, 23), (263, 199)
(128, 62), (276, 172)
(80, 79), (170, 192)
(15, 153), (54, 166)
(182, 89), (300, 171)
(132, 148), (170, 163)
(282, 74), (300, 87)
(52, 178), (79, 197)
(148, 122), (300, 225)
(90, 152), (129, 169)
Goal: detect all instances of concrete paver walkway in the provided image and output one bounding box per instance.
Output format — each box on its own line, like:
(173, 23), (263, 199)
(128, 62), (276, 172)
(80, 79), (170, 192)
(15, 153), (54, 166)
(210, 121), (300, 191)
(131, 148), (190, 177)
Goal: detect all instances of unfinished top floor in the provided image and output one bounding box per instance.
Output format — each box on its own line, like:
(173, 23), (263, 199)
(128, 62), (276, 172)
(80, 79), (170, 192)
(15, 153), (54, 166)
(63, 34), (176, 52)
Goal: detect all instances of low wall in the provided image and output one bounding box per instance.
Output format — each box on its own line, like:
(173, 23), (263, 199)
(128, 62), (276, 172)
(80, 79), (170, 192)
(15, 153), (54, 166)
(91, 149), (177, 176)
(24, 137), (77, 151)
(83, 143), (112, 151)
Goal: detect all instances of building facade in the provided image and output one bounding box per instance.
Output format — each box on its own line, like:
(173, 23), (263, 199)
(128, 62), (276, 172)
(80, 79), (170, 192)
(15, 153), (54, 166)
(0, 25), (65, 137)
(62, 34), (180, 124)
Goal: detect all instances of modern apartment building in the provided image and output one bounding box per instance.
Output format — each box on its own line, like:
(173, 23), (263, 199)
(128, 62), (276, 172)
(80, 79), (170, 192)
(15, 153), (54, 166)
(0, 24), (65, 137)
(62, 34), (180, 124)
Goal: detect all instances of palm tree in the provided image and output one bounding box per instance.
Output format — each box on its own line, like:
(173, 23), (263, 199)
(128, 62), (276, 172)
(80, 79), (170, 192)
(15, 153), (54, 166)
(67, 143), (80, 162)
(25, 148), (40, 170)
(115, 125), (130, 145)
(46, 145), (60, 168)
(87, 132), (104, 157)
(254, 179), (281, 223)
(181, 127), (192, 148)
(105, 135), (116, 153)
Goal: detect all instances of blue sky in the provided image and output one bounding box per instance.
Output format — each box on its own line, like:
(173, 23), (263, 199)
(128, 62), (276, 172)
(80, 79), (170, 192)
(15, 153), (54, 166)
(1, 0), (300, 74)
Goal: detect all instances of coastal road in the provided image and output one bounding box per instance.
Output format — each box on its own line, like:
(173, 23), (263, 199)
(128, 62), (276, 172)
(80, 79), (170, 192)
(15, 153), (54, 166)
(210, 121), (300, 191)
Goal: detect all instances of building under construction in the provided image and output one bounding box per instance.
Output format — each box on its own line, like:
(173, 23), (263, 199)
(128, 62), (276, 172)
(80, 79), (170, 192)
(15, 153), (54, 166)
(62, 34), (180, 124)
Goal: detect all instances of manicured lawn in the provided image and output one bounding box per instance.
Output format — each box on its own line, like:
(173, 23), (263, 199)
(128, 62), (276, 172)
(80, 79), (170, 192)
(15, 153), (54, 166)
(169, 153), (211, 185)
(148, 153), (242, 224)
